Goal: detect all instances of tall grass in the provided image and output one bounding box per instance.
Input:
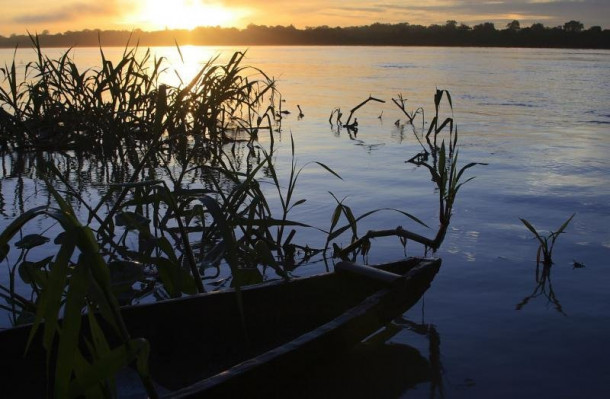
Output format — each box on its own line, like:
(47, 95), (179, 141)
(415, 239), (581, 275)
(0, 38), (287, 396)
(520, 214), (575, 266)
(0, 34), (277, 153)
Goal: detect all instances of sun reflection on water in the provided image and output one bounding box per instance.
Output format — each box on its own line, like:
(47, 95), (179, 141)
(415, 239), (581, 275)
(146, 45), (219, 87)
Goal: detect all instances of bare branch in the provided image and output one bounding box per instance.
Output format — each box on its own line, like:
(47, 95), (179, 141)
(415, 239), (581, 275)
(335, 226), (436, 258)
(344, 95), (386, 127)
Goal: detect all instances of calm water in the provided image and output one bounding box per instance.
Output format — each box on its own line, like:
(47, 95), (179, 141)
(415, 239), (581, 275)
(1, 46), (610, 397)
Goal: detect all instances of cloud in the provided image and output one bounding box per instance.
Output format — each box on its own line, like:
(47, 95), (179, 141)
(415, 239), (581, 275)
(219, 0), (608, 27)
(329, 6), (387, 14)
(11, 1), (131, 24)
(373, 0), (609, 26)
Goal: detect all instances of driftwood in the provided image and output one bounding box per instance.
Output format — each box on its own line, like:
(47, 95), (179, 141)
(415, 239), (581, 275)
(329, 96), (385, 129)
(335, 224), (448, 259)
(344, 95), (386, 128)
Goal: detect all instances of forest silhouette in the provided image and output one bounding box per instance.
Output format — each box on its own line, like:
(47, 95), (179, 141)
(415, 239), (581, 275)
(1, 20), (608, 49)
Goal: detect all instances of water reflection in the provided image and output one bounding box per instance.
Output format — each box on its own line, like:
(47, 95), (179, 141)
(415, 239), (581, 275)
(282, 318), (444, 398)
(516, 262), (565, 315)
(392, 318), (444, 399)
(0, 137), (276, 313)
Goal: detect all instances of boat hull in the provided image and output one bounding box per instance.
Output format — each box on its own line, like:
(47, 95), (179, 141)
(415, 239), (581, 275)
(0, 257), (440, 398)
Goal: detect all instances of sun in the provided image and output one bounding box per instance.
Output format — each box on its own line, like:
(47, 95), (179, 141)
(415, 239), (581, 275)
(133, 0), (238, 30)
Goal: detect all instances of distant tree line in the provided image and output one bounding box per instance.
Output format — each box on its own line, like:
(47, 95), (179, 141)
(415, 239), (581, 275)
(0, 20), (608, 49)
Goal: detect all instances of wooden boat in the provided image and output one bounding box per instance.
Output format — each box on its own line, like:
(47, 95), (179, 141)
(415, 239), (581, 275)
(0, 257), (440, 398)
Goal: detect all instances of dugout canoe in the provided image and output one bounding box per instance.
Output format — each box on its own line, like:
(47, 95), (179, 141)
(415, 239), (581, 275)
(0, 257), (440, 398)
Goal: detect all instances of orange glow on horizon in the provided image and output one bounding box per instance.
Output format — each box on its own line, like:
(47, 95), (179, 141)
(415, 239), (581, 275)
(125, 0), (247, 31)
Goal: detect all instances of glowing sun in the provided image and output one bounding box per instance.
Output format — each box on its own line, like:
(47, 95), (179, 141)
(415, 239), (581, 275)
(133, 0), (238, 30)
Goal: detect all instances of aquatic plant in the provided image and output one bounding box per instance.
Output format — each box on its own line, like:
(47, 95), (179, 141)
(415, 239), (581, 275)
(406, 89), (486, 250)
(0, 40), (285, 396)
(330, 89), (484, 258)
(0, 34), (277, 153)
(262, 135), (341, 263)
(0, 180), (158, 398)
(520, 213), (575, 265)
(0, 39), (482, 395)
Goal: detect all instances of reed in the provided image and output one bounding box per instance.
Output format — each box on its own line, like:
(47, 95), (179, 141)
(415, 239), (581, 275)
(520, 213), (575, 266)
(0, 39), (281, 396)
(407, 89), (486, 250)
(0, 34), (277, 153)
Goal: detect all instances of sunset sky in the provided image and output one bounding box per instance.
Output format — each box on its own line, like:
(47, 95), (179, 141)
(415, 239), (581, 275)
(1, 0), (607, 36)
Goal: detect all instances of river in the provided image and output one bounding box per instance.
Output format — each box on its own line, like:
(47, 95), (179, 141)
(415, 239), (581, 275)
(1, 45), (609, 397)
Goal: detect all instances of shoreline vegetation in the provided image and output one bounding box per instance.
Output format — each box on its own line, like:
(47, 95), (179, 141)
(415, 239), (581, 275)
(1, 20), (608, 49)
(0, 40), (477, 395)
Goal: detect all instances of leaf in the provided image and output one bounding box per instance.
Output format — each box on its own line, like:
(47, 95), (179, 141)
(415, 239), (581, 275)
(231, 267), (263, 288)
(179, 268), (197, 295)
(329, 203), (343, 234)
(152, 257), (196, 297)
(549, 213), (576, 250)
(445, 90), (453, 110)
(291, 199), (307, 207)
(115, 211), (150, 230)
(85, 305), (112, 363)
(202, 241), (226, 267)
(254, 240), (278, 268)
(174, 38), (184, 63)
(54, 231), (66, 245)
(54, 262), (88, 398)
(361, 238), (371, 256)
(520, 218), (544, 245)
(555, 213), (575, 236)
(154, 236), (179, 264)
(26, 233), (75, 360)
(314, 161), (343, 180)
(0, 243), (9, 261)
(390, 209), (429, 228)
(237, 217), (311, 229)
(134, 337), (153, 393)
(108, 260), (145, 287)
(15, 234), (50, 249)
(455, 162), (487, 183)
(154, 257), (179, 297)
(173, 188), (216, 197)
(18, 256), (52, 285)
(68, 338), (151, 398)
(343, 205), (358, 240)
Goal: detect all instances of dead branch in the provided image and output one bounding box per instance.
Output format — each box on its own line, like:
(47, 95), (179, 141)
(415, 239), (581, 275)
(344, 95), (386, 127)
(334, 226), (439, 258)
(392, 94), (416, 123)
(329, 107), (343, 126)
